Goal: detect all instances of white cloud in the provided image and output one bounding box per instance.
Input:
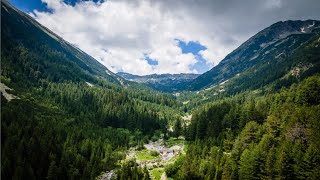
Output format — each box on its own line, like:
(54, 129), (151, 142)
(30, 0), (238, 75)
(30, 0), (320, 75)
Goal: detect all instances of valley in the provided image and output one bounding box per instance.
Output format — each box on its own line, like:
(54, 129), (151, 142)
(1, 0), (320, 180)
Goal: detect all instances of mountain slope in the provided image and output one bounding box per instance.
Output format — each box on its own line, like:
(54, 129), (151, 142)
(1, 1), (180, 179)
(117, 72), (199, 92)
(167, 74), (320, 179)
(1, 0), (120, 86)
(189, 20), (320, 91)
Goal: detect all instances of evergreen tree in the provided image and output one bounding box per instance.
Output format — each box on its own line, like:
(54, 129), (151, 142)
(303, 144), (320, 179)
(173, 119), (182, 138)
(47, 161), (59, 180)
(264, 145), (277, 179)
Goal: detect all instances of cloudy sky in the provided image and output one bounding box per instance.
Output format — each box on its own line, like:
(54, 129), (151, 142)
(8, 0), (320, 75)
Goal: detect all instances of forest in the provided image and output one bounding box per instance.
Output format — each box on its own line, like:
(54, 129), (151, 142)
(1, 77), (181, 179)
(165, 75), (320, 179)
(1, 1), (320, 179)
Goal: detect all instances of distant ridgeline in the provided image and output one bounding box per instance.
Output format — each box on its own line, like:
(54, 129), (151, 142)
(117, 72), (199, 92)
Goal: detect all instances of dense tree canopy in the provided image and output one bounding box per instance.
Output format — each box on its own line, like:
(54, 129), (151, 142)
(166, 75), (320, 179)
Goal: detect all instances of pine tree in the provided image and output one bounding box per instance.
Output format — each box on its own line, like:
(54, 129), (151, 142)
(47, 161), (59, 180)
(221, 158), (233, 180)
(142, 166), (151, 180)
(173, 119), (182, 138)
(276, 143), (295, 180)
(303, 144), (320, 179)
(264, 145), (277, 179)
(239, 149), (258, 179)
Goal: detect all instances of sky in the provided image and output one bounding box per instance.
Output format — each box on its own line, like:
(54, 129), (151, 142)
(8, 0), (320, 75)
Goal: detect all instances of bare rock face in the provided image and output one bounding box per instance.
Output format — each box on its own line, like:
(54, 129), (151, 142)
(0, 83), (20, 102)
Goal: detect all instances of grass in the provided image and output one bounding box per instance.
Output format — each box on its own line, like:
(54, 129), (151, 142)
(165, 137), (184, 147)
(183, 143), (188, 153)
(151, 168), (164, 180)
(136, 149), (160, 161)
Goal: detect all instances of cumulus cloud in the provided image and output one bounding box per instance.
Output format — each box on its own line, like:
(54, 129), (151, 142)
(30, 0), (320, 75)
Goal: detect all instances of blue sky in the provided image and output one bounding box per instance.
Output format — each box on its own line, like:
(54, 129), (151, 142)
(8, 0), (48, 12)
(176, 40), (210, 73)
(143, 39), (210, 73)
(7, 0), (101, 12)
(144, 54), (158, 66)
(144, 40), (209, 73)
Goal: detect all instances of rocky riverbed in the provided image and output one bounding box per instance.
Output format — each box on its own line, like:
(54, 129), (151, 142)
(98, 137), (185, 180)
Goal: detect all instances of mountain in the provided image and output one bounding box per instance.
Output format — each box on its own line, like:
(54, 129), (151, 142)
(189, 20), (320, 92)
(1, 1), (179, 179)
(117, 72), (199, 92)
(163, 22), (320, 180)
(2, 0), (320, 179)
(1, 0), (121, 86)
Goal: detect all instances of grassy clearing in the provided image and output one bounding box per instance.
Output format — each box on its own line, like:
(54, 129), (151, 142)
(151, 168), (164, 180)
(136, 149), (160, 161)
(165, 137), (184, 147)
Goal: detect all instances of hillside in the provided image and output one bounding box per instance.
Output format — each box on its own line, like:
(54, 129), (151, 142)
(166, 75), (320, 179)
(189, 20), (320, 92)
(1, 1), (180, 179)
(1, 0), (121, 86)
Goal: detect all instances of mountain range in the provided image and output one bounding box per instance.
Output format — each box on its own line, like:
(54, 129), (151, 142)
(1, 0), (320, 179)
(2, 0), (319, 96)
(117, 20), (320, 94)
(117, 72), (199, 92)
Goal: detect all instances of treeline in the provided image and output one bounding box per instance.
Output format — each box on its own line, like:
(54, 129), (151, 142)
(166, 75), (320, 179)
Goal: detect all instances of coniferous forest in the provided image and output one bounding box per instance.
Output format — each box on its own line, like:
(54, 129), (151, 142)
(1, 0), (320, 179)
(166, 76), (320, 179)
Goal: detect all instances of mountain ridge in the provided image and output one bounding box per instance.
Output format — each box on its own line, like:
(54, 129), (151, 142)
(117, 72), (199, 92)
(1, 0), (122, 85)
(188, 19), (320, 91)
